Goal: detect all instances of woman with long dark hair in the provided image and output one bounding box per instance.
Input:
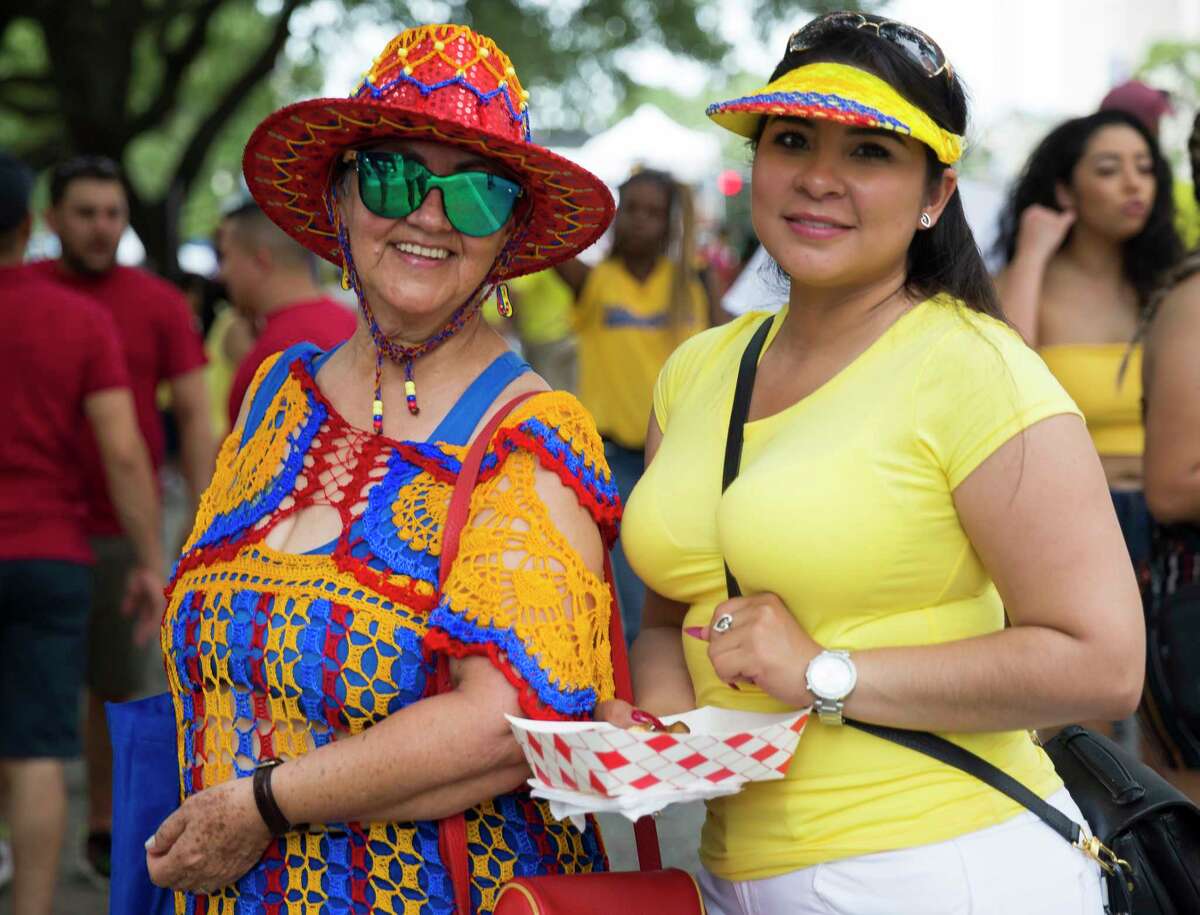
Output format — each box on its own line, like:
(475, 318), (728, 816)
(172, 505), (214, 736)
(600, 12), (1142, 913)
(995, 110), (1182, 570)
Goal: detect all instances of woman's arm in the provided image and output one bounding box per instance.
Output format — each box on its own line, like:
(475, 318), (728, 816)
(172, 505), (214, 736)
(704, 413), (1143, 732)
(995, 204), (1076, 345)
(1143, 274), (1200, 524)
(552, 258), (590, 298)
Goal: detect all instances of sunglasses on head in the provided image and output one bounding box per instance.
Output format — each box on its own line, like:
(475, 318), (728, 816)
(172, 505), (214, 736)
(345, 149), (523, 237)
(788, 12), (953, 81)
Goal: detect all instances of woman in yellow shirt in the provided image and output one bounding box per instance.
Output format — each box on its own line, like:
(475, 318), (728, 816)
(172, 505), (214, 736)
(994, 111), (1183, 573)
(603, 13), (1143, 914)
(555, 169), (712, 641)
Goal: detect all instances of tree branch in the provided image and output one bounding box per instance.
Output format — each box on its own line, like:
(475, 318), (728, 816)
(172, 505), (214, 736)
(0, 94), (55, 118)
(129, 0), (224, 136)
(0, 74), (54, 92)
(170, 0), (304, 197)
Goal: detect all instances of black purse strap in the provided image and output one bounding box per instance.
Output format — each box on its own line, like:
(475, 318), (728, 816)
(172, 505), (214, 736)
(722, 315), (774, 600)
(720, 316), (1133, 903)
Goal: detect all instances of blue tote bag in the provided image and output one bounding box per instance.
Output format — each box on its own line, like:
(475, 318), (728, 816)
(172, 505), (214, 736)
(106, 692), (179, 915)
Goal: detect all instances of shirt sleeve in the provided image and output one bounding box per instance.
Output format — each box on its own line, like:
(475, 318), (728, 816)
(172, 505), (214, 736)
(82, 302), (131, 395)
(425, 392), (620, 720)
(158, 282), (208, 380)
(915, 311), (1083, 489)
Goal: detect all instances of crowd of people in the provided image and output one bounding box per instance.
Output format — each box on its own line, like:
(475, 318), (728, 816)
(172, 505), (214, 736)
(1, 10), (1199, 915)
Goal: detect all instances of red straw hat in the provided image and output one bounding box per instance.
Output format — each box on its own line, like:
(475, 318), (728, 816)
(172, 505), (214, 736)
(242, 24), (614, 281)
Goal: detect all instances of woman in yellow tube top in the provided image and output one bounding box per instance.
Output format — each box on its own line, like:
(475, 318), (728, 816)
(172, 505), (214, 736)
(995, 110), (1183, 570)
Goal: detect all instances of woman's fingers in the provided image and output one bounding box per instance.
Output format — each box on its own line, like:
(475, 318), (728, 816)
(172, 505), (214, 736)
(146, 808), (187, 857)
(593, 699), (639, 728)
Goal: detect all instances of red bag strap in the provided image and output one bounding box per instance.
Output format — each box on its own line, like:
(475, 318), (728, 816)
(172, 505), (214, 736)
(435, 390), (664, 913)
(604, 551), (664, 872)
(436, 391), (536, 915)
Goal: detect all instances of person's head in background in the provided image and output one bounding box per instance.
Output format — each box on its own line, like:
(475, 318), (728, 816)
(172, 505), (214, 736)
(45, 155), (129, 276)
(1190, 112), (1200, 205)
(610, 167), (698, 332)
(0, 152), (33, 263)
(610, 168), (692, 266)
(216, 200), (322, 321)
(996, 110), (1180, 307)
(1100, 79), (1173, 139)
(179, 272), (228, 339)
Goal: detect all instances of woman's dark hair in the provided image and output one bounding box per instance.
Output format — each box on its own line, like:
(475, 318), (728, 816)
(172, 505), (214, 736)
(613, 169), (698, 337)
(752, 25), (1001, 319)
(995, 110), (1182, 309)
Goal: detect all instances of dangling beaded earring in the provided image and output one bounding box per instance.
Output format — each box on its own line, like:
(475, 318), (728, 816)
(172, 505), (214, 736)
(495, 282), (513, 318)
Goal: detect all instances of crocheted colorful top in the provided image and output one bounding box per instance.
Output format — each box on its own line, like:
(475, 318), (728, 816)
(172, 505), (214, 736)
(161, 344), (620, 915)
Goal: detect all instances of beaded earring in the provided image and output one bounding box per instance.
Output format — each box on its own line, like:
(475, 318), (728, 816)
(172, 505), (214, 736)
(495, 283), (513, 318)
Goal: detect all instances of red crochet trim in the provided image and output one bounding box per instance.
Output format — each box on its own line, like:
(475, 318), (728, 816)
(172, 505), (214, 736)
(330, 549), (439, 613)
(423, 627), (579, 722)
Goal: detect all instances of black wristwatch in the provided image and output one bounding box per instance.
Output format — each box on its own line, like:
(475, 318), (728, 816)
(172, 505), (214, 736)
(252, 758), (294, 837)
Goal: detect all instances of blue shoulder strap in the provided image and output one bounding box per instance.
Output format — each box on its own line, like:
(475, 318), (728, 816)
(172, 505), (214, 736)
(239, 342), (323, 448)
(428, 350), (531, 446)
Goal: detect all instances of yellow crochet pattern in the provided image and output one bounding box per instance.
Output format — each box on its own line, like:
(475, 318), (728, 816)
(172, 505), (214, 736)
(162, 344), (619, 914)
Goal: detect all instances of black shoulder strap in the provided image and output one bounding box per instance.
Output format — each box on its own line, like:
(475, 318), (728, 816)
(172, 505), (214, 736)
(722, 316), (774, 600)
(848, 721), (1078, 843)
(717, 314), (1133, 903)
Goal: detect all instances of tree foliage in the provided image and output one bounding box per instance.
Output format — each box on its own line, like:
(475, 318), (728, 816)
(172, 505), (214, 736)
(0, 0), (874, 276)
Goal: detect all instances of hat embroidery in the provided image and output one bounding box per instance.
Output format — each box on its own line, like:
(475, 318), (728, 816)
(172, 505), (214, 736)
(353, 26), (532, 141)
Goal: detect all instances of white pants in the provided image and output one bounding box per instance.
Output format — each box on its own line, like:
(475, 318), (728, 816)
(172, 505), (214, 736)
(698, 789), (1106, 915)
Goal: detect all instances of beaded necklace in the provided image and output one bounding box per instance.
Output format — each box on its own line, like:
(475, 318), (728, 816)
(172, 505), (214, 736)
(335, 223), (494, 433)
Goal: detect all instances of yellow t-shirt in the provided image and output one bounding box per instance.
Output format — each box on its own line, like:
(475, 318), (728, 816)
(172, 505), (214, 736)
(622, 296), (1080, 880)
(509, 268), (575, 346)
(575, 257), (706, 450)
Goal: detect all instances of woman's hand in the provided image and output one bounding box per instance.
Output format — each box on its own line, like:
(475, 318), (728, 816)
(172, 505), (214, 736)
(688, 593), (821, 708)
(146, 775), (271, 895)
(594, 700), (673, 730)
(120, 565), (167, 647)
(1014, 204), (1076, 264)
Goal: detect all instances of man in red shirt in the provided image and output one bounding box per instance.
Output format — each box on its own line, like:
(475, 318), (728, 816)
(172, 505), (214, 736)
(218, 201), (356, 423)
(0, 153), (164, 915)
(34, 155), (215, 881)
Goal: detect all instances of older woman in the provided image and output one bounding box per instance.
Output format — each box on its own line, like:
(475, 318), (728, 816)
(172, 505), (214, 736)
(605, 12), (1143, 914)
(144, 25), (619, 913)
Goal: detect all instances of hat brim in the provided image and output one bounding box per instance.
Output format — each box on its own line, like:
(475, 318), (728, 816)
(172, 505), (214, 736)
(242, 97), (614, 281)
(707, 92), (911, 140)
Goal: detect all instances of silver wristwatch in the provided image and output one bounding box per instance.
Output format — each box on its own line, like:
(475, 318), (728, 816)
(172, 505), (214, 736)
(805, 649), (858, 725)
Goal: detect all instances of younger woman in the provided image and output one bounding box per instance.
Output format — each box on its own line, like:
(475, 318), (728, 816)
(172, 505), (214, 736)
(605, 13), (1143, 914)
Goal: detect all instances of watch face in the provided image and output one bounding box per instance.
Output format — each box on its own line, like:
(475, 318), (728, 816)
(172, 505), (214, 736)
(809, 653), (855, 699)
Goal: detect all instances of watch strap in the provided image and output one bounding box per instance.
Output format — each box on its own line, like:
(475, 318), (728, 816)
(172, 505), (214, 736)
(253, 759), (292, 837)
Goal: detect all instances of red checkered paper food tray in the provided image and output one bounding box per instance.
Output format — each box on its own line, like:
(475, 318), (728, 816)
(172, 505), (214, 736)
(506, 706), (810, 798)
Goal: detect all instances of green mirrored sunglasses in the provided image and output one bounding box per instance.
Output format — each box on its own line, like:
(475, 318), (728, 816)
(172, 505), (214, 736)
(347, 149), (523, 237)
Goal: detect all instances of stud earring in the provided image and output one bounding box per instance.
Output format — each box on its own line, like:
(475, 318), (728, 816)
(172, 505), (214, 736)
(919, 212), (933, 229)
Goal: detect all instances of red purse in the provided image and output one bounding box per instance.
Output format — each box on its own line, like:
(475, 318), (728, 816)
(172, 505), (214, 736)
(433, 394), (706, 914)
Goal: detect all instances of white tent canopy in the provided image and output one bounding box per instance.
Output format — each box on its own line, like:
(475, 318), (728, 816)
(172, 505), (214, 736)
(554, 103), (723, 188)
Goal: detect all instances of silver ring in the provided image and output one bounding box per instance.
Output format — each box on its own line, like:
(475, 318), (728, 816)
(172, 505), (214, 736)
(713, 613), (735, 634)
